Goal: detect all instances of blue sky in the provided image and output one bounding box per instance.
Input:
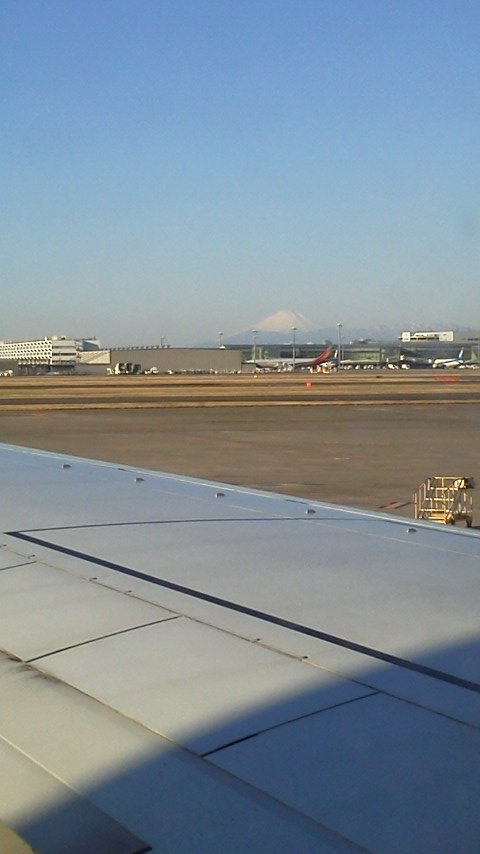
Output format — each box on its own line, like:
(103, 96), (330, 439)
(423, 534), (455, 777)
(2, 0), (479, 345)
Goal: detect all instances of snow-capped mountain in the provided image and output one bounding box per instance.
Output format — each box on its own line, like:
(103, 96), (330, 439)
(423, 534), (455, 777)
(219, 311), (400, 345)
(251, 310), (314, 334)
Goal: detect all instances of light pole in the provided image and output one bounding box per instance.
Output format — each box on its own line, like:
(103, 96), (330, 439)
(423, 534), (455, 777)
(292, 326), (297, 371)
(337, 323), (343, 369)
(252, 329), (258, 365)
(218, 331), (223, 349)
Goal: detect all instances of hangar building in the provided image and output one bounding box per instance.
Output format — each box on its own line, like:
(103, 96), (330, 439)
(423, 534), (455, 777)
(109, 346), (242, 375)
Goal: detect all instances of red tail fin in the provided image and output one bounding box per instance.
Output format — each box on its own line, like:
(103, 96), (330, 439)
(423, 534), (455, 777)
(312, 346), (334, 365)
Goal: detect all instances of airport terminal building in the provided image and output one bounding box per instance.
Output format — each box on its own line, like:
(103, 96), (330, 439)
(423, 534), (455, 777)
(0, 336), (243, 375)
(0, 330), (478, 375)
(246, 330), (480, 369)
(0, 336), (77, 374)
(0, 337), (242, 375)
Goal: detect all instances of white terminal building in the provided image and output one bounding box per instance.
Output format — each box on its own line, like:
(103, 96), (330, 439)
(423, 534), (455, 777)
(401, 330), (456, 342)
(0, 336), (77, 372)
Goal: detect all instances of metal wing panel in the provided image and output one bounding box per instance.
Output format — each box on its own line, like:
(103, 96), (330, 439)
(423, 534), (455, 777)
(0, 654), (353, 854)
(0, 545), (37, 572)
(1, 444), (280, 531)
(31, 618), (374, 755)
(210, 692), (480, 854)
(0, 561), (176, 660)
(0, 739), (149, 854)
(13, 509), (480, 728)
(16, 513), (480, 660)
(1, 443), (480, 853)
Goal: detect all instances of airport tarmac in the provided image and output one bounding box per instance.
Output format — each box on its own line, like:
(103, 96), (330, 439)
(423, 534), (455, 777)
(2, 370), (480, 408)
(0, 374), (479, 526)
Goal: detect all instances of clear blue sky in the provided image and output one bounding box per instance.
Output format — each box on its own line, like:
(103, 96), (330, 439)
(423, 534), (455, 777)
(2, 0), (479, 345)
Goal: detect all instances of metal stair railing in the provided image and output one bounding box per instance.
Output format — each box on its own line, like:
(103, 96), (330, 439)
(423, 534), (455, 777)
(414, 476), (474, 527)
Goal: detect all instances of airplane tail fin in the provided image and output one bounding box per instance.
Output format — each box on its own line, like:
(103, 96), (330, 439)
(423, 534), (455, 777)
(313, 346), (334, 365)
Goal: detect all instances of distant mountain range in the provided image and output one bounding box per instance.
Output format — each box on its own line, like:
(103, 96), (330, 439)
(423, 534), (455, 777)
(210, 310), (402, 346)
(200, 310), (476, 347)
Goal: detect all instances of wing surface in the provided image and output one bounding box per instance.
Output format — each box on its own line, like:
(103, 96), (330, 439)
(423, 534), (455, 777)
(1, 442), (480, 853)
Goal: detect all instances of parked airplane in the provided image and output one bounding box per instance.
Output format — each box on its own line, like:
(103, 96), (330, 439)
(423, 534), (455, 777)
(431, 349), (465, 368)
(1, 443), (480, 853)
(397, 351), (433, 369)
(247, 345), (336, 371)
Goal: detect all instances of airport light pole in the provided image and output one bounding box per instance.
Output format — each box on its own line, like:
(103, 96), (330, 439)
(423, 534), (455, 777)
(252, 329), (258, 365)
(337, 323), (343, 369)
(292, 326), (297, 372)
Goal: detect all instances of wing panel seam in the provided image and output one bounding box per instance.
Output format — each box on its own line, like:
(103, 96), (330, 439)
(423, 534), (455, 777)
(8, 530), (480, 696)
(27, 616), (180, 662)
(202, 691), (379, 757)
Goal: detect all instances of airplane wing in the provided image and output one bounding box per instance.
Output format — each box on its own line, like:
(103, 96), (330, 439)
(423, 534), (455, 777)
(1, 442), (480, 853)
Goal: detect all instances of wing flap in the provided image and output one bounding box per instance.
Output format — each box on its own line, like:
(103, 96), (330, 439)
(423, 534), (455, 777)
(30, 618), (373, 755)
(0, 739), (149, 854)
(0, 653), (354, 854)
(211, 692), (480, 854)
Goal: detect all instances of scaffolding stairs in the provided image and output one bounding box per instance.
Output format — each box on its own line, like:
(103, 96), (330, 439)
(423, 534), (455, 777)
(414, 476), (475, 527)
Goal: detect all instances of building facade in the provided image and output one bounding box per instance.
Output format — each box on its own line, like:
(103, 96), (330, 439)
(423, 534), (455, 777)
(109, 346), (242, 374)
(0, 337), (77, 372)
